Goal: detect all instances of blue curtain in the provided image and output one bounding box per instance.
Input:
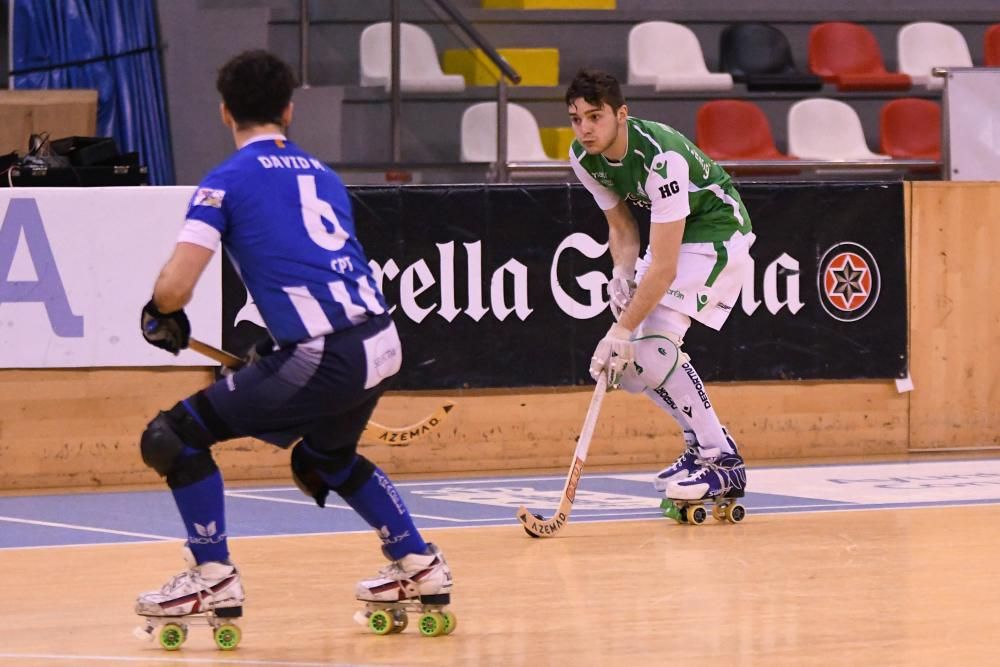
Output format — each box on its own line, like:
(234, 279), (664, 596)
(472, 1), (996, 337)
(10, 0), (175, 185)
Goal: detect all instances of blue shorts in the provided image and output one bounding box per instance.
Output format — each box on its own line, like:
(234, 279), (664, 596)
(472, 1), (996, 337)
(195, 313), (401, 453)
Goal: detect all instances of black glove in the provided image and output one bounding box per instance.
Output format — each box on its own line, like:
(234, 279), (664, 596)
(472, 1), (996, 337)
(141, 299), (191, 355)
(243, 335), (276, 366)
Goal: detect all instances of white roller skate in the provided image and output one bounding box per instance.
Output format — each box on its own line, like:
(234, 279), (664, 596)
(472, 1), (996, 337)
(653, 430), (700, 491)
(353, 543), (456, 637)
(661, 448), (748, 526)
(133, 547), (245, 651)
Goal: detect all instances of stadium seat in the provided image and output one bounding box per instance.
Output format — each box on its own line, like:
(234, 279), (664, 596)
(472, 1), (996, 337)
(897, 22), (972, 89)
(985, 24), (1000, 67)
(719, 22), (823, 92)
(808, 22), (911, 91)
(787, 98), (891, 160)
(359, 22), (466, 92)
(696, 100), (793, 160)
(628, 21), (733, 91)
(880, 98), (941, 160)
(460, 102), (554, 162)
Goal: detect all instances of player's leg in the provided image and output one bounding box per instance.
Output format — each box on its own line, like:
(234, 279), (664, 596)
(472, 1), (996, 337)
(289, 398), (452, 606)
(135, 394), (244, 618)
(630, 236), (752, 497)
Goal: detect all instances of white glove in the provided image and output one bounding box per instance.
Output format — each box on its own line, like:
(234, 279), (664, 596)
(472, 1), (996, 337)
(589, 323), (634, 388)
(608, 275), (637, 321)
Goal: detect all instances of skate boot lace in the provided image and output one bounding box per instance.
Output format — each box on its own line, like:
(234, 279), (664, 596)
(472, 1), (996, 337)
(669, 446), (698, 470)
(376, 561), (412, 581)
(160, 569), (200, 594)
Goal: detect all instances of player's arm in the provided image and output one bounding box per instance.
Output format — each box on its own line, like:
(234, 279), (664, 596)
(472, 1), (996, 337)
(153, 242), (215, 312)
(616, 149), (690, 332)
(605, 200), (640, 279)
(616, 219), (684, 332)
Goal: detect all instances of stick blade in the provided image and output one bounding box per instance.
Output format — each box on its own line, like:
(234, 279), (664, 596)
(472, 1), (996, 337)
(516, 505), (567, 539)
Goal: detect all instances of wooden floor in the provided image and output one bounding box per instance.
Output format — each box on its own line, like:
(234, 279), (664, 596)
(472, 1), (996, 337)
(2, 503), (999, 666)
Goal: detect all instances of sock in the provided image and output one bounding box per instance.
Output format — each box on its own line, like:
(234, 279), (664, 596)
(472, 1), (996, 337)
(657, 359), (734, 455)
(171, 454), (229, 565)
(326, 462), (427, 561)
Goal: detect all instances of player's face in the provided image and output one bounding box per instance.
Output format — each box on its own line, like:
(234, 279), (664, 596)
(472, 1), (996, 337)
(568, 99), (623, 155)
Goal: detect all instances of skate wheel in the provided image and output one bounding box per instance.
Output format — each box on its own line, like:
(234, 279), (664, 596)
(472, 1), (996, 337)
(689, 506), (708, 525)
(214, 623), (241, 650)
(418, 611), (446, 637)
(726, 503), (747, 523)
(390, 610), (408, 634)
(368, 609), (395, 635)
(441, 611), (457, 635)
(712, 504), (727, 522)
(158, 623), (186, 651)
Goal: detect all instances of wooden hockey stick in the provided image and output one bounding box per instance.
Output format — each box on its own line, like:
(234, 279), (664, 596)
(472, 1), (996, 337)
(516, 373), (608, 538)
(187, 337), (452, 444)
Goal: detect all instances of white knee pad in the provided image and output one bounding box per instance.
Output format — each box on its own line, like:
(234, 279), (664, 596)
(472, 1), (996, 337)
(621, 332), (686, 392)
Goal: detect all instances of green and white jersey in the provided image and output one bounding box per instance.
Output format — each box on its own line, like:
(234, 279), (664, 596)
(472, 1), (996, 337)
(569, 117), (752, 244)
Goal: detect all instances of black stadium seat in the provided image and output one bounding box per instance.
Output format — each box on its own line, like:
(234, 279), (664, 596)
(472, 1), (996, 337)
(720, 22), (824, 92)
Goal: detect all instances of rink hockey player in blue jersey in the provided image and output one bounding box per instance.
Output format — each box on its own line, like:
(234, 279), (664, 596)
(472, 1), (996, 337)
(134, 51), (454, 648)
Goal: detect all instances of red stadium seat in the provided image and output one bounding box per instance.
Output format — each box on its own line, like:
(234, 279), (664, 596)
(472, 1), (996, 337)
(879, 98), (941, 160)
(695, 100), (793, 160)
(986, 24), (1000, 67)
(809, 22), (911, 91)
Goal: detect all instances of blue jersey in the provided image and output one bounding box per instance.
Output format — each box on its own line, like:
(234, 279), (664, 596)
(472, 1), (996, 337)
(184, 136), (388, 347)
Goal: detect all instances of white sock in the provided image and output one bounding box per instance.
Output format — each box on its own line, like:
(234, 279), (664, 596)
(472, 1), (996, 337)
(657, 359), (733, 455)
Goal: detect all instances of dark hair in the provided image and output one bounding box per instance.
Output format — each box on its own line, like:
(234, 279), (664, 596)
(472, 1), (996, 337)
(564, 69), (626, 111)
(216, 50), (298, 127)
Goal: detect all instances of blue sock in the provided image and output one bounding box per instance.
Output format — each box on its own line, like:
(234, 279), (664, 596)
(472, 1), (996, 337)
(322, 459), (427, 561)
(171, 451), (229, 565)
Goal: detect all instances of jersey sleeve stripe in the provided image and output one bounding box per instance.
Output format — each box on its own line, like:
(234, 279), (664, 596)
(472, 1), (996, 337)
(177, 219), (222, 251)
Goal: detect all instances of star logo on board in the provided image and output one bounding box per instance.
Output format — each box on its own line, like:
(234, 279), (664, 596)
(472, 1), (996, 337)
(817, 242), (881, 322)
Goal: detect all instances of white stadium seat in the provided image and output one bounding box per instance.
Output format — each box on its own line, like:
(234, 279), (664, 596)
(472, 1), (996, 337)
(787, 98), (891, 160)
(460, 102), (553, 162)
(628, 21), (733, 91)
(359, 22), (465, 92)
(897, 21), (973, 90)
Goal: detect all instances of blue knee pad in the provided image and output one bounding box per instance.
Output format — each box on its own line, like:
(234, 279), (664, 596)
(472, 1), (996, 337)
(290, 442), (375, 508)
(140, 402), (219, 489)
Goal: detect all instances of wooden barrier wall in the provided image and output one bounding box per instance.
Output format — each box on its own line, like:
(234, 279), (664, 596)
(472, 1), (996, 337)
(0, 90), (98, 156)
(1, 182), (997, 489)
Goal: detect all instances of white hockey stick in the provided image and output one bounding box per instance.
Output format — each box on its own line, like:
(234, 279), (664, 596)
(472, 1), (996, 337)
(516, 373), (608, 538)
(188, 337), (452, 444)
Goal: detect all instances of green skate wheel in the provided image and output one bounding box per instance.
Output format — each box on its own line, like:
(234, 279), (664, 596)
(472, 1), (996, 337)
(214, 623), (241, 650)
(367, 609), (394, 635)
(441, 611), (457, 635)
(390, 610), (408, 634)
(418, 612), (446, 637)
(158, 623), (186, 651)
(727, 503), (747, 523)
(660, 499), (684, 523)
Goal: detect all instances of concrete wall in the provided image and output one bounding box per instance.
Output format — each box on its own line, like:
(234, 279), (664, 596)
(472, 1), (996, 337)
(159, 1), (998, 177)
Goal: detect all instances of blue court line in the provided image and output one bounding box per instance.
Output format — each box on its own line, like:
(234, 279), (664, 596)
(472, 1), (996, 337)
(2, 459), (1000, 550)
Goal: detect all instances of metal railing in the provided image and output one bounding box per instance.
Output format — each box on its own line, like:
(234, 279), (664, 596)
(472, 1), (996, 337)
(296, 0), (521, 180)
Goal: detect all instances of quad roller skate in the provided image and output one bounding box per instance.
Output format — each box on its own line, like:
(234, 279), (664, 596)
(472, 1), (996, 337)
(133, 549), (245, 651)
(661, 449), (747, 526)
(353, 543), (456, 637)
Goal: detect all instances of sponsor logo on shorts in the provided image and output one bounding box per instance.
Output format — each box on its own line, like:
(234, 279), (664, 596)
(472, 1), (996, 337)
(817, 242), (880, 322)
